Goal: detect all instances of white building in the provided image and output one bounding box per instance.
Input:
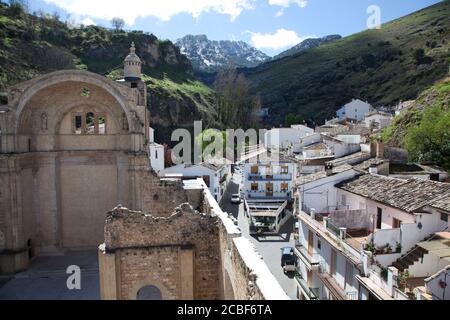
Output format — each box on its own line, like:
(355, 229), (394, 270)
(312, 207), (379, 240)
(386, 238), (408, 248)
(148, 127), (165, 173)
(363, 112), (393, 130)
(294, 171), (450, 300)
(159, 160), (231, 202)
(243, 152), (296, 202)
(264, 125), (315, 152)
(336, 99), (373, 122)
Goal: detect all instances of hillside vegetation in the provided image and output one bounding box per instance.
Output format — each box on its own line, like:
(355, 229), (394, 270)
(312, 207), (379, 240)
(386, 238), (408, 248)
(245, 1), (450, 125)
(0, 1), (222, 143)
(381, 78), (450, 170)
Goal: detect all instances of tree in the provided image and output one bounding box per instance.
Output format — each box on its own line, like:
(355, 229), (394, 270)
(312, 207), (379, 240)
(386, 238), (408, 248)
(404, 105), (450, 170)
(8, 0), (27, 16)
(213, 69), (261, 129)
(284, 113), (304, 127)
(111, 17), (125, 32)
(413, 48), (425, 64)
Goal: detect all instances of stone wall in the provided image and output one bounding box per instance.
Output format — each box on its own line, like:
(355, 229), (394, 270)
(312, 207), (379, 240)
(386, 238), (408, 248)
(99, 177), (290, 301)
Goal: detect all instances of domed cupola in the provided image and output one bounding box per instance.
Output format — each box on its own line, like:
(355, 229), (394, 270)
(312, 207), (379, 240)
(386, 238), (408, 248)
(124, 42), (142, 81)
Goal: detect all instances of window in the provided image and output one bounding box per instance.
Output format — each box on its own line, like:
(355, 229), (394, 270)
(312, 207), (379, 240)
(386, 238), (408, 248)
(155, 150), (158, 159)
(441, 212), (448, 222)
(377, 207), (383, 229)
(74, 114), (83, 134)
(72, 112), (107, 135)
(98, 115), (106, 135)
(251, 183), (258, 191)
(281, 183), (289, 192)
(393, 218), (402, 229)
(281, 166), (289, 174)
(317, 239), (321, 251)
(341, 194), (347, 206)
(251, 166), (258, 174)
(86, 112), (95, 134)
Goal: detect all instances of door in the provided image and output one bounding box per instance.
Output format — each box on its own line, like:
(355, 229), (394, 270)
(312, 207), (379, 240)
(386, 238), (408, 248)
(266, 183), (273, 197)
(344, 261), (353, 290)
(308, 230), (314, 255)
(330, 250), (337, 276)
(376, 207), (383, 229)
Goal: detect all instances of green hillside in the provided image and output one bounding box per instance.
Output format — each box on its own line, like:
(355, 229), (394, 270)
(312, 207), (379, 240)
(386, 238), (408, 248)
(0, 2), (221, 143)
(245, 1), (450, 125)
(381, 77), (450, 169)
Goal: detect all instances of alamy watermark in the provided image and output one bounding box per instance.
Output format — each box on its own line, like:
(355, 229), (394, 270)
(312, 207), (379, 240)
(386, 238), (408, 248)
(66, 265), (81, 290)
(367, 5), (381, 30)
(170, 121), (280, 165)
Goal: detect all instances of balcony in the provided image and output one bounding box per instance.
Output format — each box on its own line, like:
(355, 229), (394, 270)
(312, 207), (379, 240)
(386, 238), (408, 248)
(294, 242), (320, 270)
(246, 190), (290, 201)
(295, 271), (319, 300)
(248, 173), (292, 181)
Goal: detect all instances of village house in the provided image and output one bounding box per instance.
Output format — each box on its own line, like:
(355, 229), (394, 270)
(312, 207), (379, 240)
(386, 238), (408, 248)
(243, 152), (296, 202)
(293, 170), (450, 300)
(363, 111), (393, 130)
(336, 99), (374, 122)
(158, 159), (232, 202)
(148, 127), (165, 173)
(264, 124), (315, 152)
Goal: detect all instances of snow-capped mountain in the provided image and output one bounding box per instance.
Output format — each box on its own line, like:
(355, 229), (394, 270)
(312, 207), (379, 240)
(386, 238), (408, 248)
(273, 35), (342, 60)
(175, 35), (270, 72)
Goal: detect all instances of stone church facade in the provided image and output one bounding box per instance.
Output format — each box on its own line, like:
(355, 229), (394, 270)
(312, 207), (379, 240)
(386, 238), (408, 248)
(0, 44), (155, 274)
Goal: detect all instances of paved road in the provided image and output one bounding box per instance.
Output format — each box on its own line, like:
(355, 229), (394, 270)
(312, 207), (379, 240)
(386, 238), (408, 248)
(0, 250), (99, 300)
(221, 169), (297, 300)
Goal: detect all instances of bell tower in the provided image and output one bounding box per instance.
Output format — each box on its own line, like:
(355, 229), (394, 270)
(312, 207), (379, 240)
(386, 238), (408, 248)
(124, 42), (142, 81)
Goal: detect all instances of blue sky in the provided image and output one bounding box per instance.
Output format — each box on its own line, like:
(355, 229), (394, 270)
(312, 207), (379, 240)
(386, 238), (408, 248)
(28, 0), (442, 56)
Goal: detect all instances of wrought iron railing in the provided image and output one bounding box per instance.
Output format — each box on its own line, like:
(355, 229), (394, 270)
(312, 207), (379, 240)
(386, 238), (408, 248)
(294, 271), (319, 300)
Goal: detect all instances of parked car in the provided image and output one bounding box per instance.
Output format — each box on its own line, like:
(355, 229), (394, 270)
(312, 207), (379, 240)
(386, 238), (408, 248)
(230, 194), (241, 204)
(281, 247), (297, 274)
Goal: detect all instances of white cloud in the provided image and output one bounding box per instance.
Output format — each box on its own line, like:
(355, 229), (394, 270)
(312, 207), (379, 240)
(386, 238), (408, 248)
(248, 28), (307, 50)
(44, 0), (255, 25)
(275, 9), (284, 17)
(81, 17), (96, 26)
(268, 0), (308, 9)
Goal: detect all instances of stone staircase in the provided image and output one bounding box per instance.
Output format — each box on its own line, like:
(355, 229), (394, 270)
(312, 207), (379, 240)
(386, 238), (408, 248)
(392, 246), (428, 272)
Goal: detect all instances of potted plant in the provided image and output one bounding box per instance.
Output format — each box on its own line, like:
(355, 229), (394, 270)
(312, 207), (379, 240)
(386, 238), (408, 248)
(366, 242), (376, 253)
(385, 244), (393, 254)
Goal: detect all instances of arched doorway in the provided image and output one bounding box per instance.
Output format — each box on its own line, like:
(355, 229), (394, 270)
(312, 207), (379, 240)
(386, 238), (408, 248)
(136, 285), (163, 300)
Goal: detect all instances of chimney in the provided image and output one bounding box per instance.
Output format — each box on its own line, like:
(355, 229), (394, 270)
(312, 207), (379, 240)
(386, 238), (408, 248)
(376, 140), (385, 159)
(310, 208), (316, 220)
(370, 141), (377, 157)
(325, 163), (333, 176)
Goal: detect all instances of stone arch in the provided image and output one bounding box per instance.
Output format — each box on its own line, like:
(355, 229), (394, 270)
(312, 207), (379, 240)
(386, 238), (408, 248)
(53, 100), (122, 135)
(14, 70), (133, 135)
(136, 285), (163, 300)
(223, 269), (236, 300)
(129, 277), (173, 300)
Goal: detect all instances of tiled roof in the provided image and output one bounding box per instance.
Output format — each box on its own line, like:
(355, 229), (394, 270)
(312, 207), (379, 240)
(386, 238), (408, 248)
(429, 196), (450, 212)
(337, 174), (450, 213)
(296, 164), (353, 185)
(353, 158), (386, 172)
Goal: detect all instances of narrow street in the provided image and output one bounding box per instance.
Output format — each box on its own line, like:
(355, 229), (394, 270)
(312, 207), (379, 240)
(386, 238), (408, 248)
(220, 168), (298, 300)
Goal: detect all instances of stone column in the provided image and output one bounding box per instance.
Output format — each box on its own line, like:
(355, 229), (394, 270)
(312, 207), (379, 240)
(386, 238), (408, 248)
(179, 246), (194, 300)
(98, 245), (118, 300)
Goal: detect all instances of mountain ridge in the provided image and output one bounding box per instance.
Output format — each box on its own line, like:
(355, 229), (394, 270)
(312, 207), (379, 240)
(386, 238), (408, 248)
(273, 35), (342, 61)
(175, 34), (270, 72)
(243, 1), (450, 126)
